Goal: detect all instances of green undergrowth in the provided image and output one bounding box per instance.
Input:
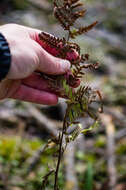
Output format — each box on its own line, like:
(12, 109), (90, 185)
(0, 133), (126, 189)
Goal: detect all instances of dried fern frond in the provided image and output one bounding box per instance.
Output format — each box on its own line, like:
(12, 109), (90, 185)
(69, 21), (98, 38)
(53, 0), (97, 38)
(39, 32), (80, 61)
(39, 1), (102, 117)
(39, 31), (99, 88)
(39, 1), (102, 189)
(53, 0), (86, 31)
(39, 32), (65, 49)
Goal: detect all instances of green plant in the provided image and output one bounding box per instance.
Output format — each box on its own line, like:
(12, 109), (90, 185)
(84, 163), (94, 190)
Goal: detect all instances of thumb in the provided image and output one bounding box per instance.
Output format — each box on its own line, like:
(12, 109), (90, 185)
(37, 47), (70, 75)
(27, 28), (70, 74)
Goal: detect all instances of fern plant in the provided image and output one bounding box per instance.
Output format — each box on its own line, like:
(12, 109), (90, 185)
(39, 0), (103, 189)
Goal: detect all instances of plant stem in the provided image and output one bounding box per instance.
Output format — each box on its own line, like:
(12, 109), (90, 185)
(54, 108), (68, 190)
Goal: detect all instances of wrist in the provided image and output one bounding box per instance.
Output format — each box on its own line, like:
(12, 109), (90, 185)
(0, 32), (11, 82)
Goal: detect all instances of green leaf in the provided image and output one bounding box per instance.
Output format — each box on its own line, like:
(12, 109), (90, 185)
(84, 163), (94, 190)
(70, 124), (82, 141)
(63, 79), (67, 89)
(81, 120), (99, 134)
(69, 111), (73, 123)
(68, 88), (73, 99)
(65, 85), (70, 95)
(62, 79), (70, 96)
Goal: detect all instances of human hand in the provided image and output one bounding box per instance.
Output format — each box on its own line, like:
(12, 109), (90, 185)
(0, 24), (71, 105)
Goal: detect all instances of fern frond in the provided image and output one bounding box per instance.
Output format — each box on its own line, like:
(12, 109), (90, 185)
(53, 0), (86, 31)
(39, 32), (64, 49)
(70, 21), (98, 38)
(53, 0), (97, 39)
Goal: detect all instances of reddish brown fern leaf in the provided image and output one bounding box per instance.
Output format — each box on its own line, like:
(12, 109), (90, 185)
(53, 0), (98, 39)
(39, 32), (64, 49)
(39, 32), (81, 61)
(71, 3), (83, 9)
(70, 21), (98, 38)
(53, 0), (86, 31)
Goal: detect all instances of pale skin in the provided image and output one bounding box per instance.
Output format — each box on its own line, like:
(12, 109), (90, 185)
(0, 24), (71, 105)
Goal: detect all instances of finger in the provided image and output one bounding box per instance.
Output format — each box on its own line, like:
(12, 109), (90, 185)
(32, 41), (70, 75)
(10, 84), (58, 105)
(22, 73), (50, 91)
(22, 73), (74, 98)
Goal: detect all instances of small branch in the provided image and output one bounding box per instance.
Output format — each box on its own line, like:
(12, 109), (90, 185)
(42, 170), (55, 190)
(54, 107), (69, 190)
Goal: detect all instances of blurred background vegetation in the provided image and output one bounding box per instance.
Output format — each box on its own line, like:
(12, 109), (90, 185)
(0, 0), (126, 190)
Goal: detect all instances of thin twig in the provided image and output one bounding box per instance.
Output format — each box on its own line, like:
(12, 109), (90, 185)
(54, 107), (70, 190)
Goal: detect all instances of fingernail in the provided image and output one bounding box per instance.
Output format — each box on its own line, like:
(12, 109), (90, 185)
(60, 60), (70, 71)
